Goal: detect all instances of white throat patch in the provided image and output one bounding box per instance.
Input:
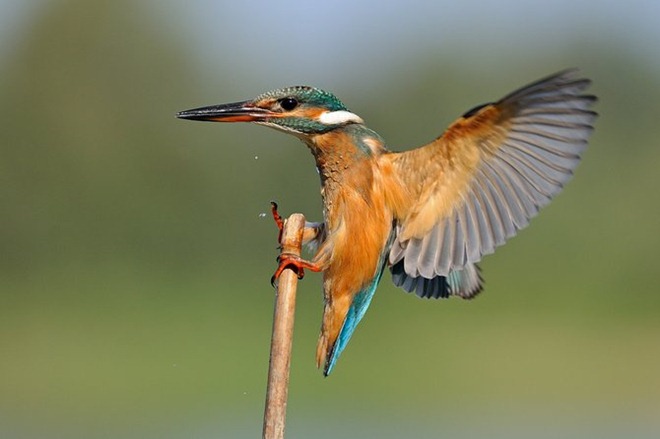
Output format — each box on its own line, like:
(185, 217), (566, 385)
(318, 110), (363, 125)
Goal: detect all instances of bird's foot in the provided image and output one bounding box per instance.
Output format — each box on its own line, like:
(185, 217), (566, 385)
(270, 201), (284, 243)
(271, 253), (322, 287)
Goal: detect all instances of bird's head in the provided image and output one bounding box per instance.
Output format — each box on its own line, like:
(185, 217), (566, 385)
(177, 86), (363, 137)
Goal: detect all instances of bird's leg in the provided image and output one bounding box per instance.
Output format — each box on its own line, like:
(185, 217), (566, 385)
(301, 221), (325, 246)
(271, 253), (323, 286)
(271, 201), (324, 245)
(270, 201), (285, 243)
(269, 202), (326, 285)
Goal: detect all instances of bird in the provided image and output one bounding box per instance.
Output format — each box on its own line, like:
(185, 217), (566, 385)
(177, 69), (597, 376)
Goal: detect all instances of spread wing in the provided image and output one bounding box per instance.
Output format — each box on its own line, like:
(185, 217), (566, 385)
(388, 69), (597, 292)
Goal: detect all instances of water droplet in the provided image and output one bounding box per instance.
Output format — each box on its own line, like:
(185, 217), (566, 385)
(254, 155), (259, 160)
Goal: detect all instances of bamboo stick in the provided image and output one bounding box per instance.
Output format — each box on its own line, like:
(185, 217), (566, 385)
(262, 213), (305, 439)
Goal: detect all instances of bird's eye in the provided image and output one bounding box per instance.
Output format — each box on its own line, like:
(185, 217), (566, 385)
(279, 97), (299, 111)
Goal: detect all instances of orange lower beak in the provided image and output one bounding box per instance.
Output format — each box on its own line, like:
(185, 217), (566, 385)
(177, 100), (272, 122)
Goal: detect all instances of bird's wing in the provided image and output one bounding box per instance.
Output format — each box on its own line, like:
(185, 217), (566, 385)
(388, 69), (597, 281)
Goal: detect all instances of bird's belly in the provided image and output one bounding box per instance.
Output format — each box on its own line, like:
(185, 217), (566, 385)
(323, 203), (392, 299)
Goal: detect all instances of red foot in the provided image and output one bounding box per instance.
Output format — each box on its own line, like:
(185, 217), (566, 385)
(270, 201), (284, 243)
(270, 253), (322, 287)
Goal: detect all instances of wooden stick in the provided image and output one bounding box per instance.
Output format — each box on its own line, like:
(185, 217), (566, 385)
(262, 213), (306, 439)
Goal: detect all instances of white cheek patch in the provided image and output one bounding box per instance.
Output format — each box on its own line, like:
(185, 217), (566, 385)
(318, 110), (363, 125)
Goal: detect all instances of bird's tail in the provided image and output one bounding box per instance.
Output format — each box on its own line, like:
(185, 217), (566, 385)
(316, 269), (384, 376)
(317, 230), (396, 376)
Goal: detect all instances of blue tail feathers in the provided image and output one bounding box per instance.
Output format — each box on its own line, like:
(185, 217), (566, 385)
(323, 270), (383, 376)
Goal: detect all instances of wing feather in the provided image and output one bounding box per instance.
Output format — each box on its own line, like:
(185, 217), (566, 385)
(436, 217), (454, 275)
(388, 69), (597, 285)
(418, 222), (440, 278)
(452, 207), (467, 267)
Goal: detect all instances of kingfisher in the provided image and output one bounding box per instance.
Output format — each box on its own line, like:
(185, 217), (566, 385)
(177, 69), (597, 376)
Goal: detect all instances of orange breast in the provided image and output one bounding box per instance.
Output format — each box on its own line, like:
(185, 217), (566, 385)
(315, 155), (401, 365)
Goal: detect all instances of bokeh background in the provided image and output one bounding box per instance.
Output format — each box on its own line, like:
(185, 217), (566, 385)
(1, 1), (659, 438)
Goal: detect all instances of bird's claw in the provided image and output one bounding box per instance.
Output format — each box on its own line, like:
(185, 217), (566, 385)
(269, 202), (322, 287)
(270, 201), (284, 243)
(270, 252), (306, 287)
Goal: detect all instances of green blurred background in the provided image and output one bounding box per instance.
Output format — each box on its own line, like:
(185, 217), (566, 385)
(1, 1), (659, 438)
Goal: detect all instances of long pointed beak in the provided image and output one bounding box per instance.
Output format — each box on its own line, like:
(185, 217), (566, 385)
(176, 100), (272, 123)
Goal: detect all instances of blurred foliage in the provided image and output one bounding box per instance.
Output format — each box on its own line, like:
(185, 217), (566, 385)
(0, 1), (659, 438)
